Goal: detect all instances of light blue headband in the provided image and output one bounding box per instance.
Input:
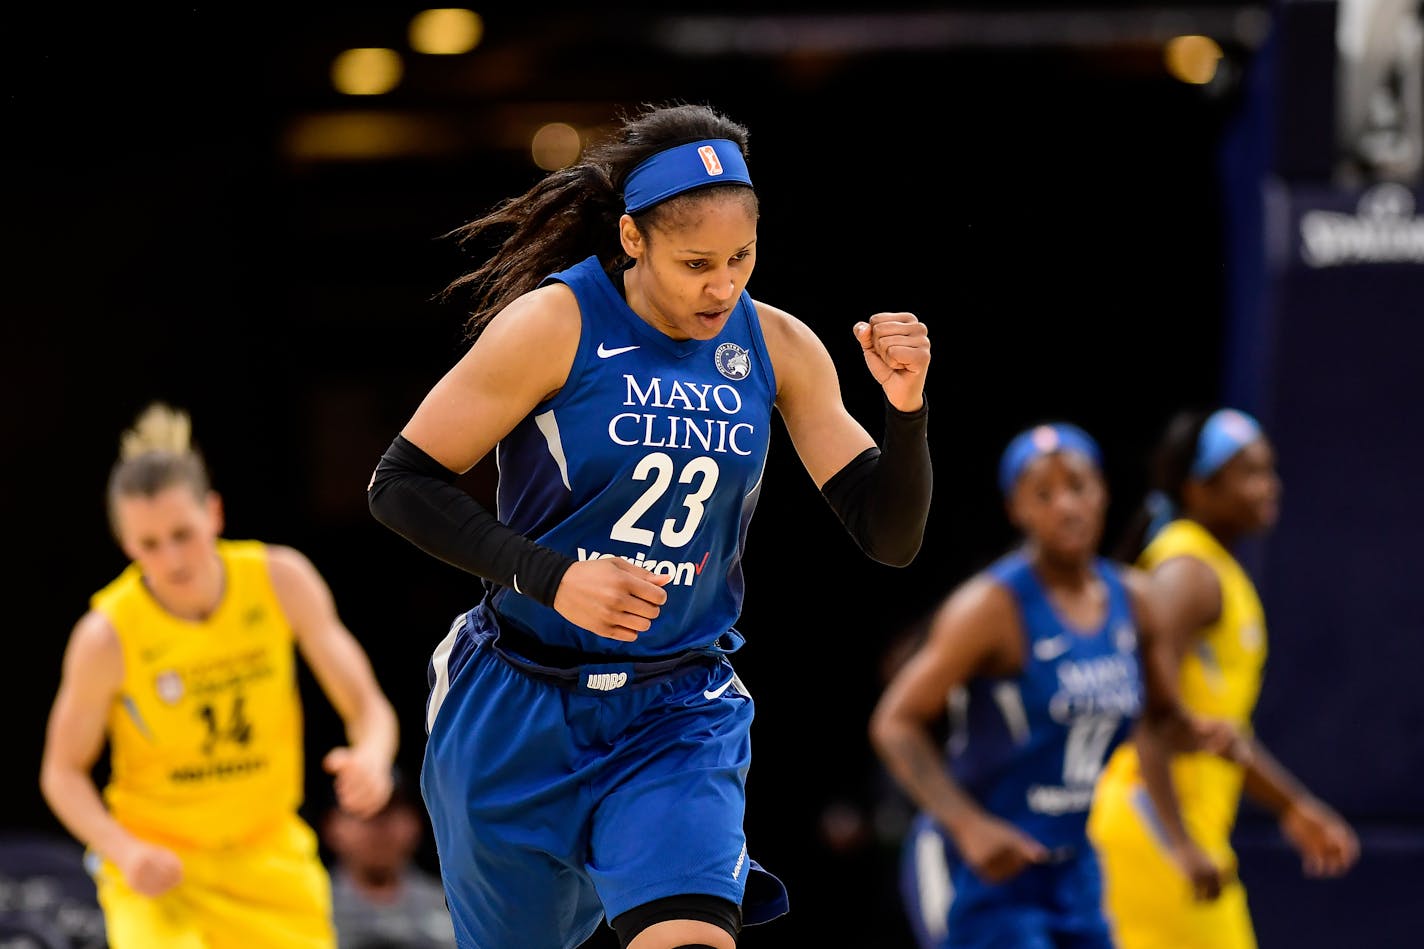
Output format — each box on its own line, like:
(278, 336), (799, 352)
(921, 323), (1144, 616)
(998, 423), (1102, 496)
(1146, 408), (1265, 543)
(623, 139), (753, 214)
(1190, 408), (1263, 480)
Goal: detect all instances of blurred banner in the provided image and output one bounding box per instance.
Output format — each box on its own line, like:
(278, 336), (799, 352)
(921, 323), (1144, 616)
(1255, 174), (1424, 819)
(0, 834), (105, 948)
(1221, 2), (1424, 945)
(1284, 180), (1424, 267)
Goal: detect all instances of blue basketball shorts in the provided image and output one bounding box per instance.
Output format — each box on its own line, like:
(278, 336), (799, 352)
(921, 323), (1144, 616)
(900, 810), (1114, 949)
(420, 606), (788, 948)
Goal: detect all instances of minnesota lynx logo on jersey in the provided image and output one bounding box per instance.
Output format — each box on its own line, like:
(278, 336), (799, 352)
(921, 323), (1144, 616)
(715, 342), (751, 380)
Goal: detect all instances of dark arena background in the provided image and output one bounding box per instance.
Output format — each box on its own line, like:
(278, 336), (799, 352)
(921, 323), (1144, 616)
(4, 2), (1421, 946)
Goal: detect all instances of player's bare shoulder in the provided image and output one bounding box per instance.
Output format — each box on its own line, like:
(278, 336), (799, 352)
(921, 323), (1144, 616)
(486, 283), (581, 351)
(941, 573), (1018, 631)
(64, 609), (125, 686)
(752, 299), (835, 399)
(752, 299), (819, 354)
(1117, 562), (1154, 603)
(261, 544), (326, 600)
(932, 573), (1025, 673)
(465, 283), (582, 398)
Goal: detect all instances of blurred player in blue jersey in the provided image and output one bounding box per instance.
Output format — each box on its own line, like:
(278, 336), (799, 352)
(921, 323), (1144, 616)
(870, 423), (1238, 949)
(367, 101), (933, 949)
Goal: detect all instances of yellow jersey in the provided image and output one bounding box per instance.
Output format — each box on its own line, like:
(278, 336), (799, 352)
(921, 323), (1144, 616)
(1087, 518), (1269, 947)
(93, 539), (306, 851)
(1095, 516), (1269, 848)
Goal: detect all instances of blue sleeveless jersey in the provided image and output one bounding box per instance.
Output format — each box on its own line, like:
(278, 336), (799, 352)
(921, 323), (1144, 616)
(948, 550), (1144, 852)
(490, 255), (776, 656)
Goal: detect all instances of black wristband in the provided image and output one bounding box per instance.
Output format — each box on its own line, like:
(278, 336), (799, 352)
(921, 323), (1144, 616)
(820, 394), (932, 566)
(367, 435), (575, 608)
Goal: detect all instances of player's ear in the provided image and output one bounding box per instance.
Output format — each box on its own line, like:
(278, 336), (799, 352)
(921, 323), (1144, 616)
(619, 214), (643, 259)
(207, 491), (225, 535)
(1003, 497), (1024, 533)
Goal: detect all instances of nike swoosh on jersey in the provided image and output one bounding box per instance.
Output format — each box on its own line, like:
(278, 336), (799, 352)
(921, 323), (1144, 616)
(597, 343), (641, 358)
(140, 643), (173, 663)
(704, 677), (736, 700)
(1033, 635), (1072, 661)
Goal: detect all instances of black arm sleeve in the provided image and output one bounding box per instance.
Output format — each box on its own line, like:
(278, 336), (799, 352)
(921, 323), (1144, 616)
(367, 434), (575, 608)
(819, 396), (932, 567)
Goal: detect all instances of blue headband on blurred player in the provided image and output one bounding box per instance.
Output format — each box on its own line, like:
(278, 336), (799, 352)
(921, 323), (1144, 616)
(1145, 408), (1266, 541)
(998, 423), (1102, 496)
(1189, 408), (1263, 480)
(623, 139), (753, 214)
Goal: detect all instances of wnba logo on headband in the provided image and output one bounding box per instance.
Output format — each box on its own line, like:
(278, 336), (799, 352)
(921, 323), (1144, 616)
(1190, 408), (1262, 479)
(624, 139), (752, 214)
(698, 145), (724, 176)
(998, 422), (1102, 496)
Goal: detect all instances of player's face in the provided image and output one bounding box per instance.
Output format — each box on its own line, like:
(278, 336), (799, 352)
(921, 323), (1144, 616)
(325, 803), (422, 872)
(1209, 438), (1280, 533)
(623, 192), (758, 341)
(1009, 452), (1107, 562)
(115, 485), (223, 600)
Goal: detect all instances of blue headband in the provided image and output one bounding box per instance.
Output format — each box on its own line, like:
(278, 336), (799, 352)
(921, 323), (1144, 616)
(623, 139), (753, 214)
(1190, 408), (1263, 479)
(998, 423), (1103, 496)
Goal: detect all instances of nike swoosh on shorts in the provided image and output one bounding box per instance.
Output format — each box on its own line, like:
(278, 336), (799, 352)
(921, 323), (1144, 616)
(704, 677), (736, 700)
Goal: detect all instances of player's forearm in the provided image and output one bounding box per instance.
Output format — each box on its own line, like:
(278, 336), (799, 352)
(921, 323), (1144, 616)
(367, 433), (573, 606)
(344, 693), (399, 768)
(39, 765), (137, 863)
(1240, 738), (1313, 817)
(870, 718), (985, 836)
(820, 397), (931, 567)
(1132, 722), (1195, 849)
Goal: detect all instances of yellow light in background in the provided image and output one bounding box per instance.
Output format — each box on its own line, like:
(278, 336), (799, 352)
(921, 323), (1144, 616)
(285, 113), (462, 162)
(531, 122), (582, 171)
(410, 9), (484, 55)
(331, 48), (403, 96)
(1164, 35), (1223, 85)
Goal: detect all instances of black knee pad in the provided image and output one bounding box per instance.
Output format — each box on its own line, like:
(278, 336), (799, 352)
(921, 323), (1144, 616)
(611, 893), (741, 948)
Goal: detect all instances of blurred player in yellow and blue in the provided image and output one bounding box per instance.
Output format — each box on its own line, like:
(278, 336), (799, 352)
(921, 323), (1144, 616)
(871, 423), (1241, 949)
(39, 402), (400, 949)
(1087, 407), (1360, 949)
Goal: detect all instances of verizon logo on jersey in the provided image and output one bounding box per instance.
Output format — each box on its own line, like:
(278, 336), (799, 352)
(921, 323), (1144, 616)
(576, 547), (706, 586)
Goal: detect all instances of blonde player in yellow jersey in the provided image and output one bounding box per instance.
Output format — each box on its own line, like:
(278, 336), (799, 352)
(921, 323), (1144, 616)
(39, 402), (400, 949)
(1086, 407), (1359, 949)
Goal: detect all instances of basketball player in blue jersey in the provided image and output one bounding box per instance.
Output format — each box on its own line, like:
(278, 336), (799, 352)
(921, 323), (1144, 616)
(366, 102), (933, 949)
(870, 423), (1239, 949)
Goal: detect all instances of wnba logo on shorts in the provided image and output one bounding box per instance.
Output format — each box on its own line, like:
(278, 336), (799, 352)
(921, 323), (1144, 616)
(586, 671), (628, 691)
(698, 145), (725, 176)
